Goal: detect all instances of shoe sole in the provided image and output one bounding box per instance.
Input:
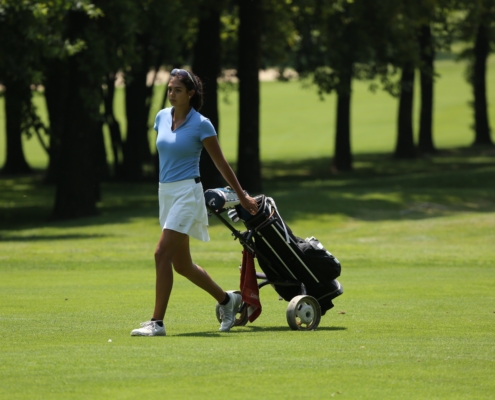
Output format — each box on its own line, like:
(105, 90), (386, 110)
(130, 331), (166, 336)
(219, 320), (236, 332)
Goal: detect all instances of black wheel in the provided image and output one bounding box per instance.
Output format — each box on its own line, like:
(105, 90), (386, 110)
(286, 295), (321, 330)
(215, 290), (249, 327)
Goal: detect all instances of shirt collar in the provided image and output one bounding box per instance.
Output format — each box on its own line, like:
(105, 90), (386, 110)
(171, 107), (196, 128)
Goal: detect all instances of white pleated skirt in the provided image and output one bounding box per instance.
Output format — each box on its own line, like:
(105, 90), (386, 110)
(158, 179), (210, 242)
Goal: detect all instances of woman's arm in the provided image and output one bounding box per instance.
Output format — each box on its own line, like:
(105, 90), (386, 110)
(203, 136), (259, 214)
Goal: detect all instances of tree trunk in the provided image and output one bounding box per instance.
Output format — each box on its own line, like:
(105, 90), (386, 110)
(102, 73), (123, 177)
(1, 79), (31, 174)
(472, 23), (493, 146)
(333, 69), (353, 171)
(50, 56), (100, 219)
(192, 5), (224, 190)
(122, 35), (154, 180)
(95, 120), (109, 185)
(44, 59), (69, 183)
(237, 0), (262, 193)
(418, 24), (436, 154)
(123, 68), (150, 180)
(395, 63), (416, 158)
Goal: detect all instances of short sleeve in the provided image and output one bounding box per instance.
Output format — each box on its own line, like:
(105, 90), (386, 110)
(153, 110), (162, 132)
(198, 118), (217, 141)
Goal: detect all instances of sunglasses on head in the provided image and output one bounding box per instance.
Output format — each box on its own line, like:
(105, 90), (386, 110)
(170, 68), (196, 88)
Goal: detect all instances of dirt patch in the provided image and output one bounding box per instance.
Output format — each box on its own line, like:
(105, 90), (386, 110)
(114, 68), (298, 87)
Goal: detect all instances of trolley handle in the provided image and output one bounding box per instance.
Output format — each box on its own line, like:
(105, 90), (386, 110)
(207, 205), (255, 252)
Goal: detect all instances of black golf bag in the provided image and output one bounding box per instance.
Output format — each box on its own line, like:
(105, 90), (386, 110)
(233, 194), (343, 315)
(205, 188), (343, 315)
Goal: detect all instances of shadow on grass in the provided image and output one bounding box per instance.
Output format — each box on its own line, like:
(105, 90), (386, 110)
(241, 325), (347, 332)
(254, 147), (495, 222)
(0, 233), (111, 241)
(172, 325), (347, 337)
(1, 146), (494, 232)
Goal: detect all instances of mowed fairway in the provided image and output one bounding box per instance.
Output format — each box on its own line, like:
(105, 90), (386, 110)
(1, 58), (495, 399)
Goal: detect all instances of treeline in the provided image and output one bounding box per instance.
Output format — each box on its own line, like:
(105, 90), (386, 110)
(0, 0), (493, 220)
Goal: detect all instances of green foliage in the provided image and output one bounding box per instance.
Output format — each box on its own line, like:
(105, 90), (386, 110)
(0, 0), (52, 83)
(219, 9), (239, 69)
(261, 0), (298, 68)
(0, 1), (111, 150)
(217, 0), (299, 71)
(290, 0), (463, 97)
(292, 0), (400, 95)
(125, 0), (190, 70)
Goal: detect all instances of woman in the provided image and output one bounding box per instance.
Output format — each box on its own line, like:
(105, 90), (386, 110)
(131, 69), (259, 336)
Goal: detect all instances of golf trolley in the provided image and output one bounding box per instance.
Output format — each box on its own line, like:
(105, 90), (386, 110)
(205, 188), (344, 331)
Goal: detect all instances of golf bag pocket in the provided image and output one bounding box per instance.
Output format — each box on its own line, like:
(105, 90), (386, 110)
(297, 237), (341, 281)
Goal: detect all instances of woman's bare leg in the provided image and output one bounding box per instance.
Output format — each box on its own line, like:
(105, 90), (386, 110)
(153, 229), (225, 321)
(172, 235), (226, 303)
(152, 229), (187, 320)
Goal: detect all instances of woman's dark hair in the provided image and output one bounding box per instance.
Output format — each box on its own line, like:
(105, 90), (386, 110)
(189, 73), (203, 111)
(170, 69), (203, 111)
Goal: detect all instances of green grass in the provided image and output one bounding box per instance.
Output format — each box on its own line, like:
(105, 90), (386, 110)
(1, 148), (495, 399)
(1, 58), (495, 398)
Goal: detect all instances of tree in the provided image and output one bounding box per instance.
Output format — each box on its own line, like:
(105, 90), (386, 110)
(192, 0), (224, 190)
(294, 0), (395, 170)
(122, 33), (154, 180)
(101, 72), (124, 177)
(371, 0), (450, 159)
(411, 1), (454, 155)
(0, 2), (45, 175)
(471, 21), (493, 145)
(236, 0), (262, 192)
(385, 0), (421, 159)
(418, 22), (436, 154)
(120, 0), (189, 181)
(41, 1), (138, 219)
(395, 62), (417, 158)
(466, 1), (495, 146)
(1, 81), (33, 174)
(50, 6), (106, 219)
(453, 0), (494, 146)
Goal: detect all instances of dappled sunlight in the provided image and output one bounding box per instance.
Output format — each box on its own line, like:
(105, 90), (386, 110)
(0, 147), (494, 232)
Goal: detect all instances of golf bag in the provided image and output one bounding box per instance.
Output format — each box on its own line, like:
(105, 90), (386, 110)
(232, 195), (343, 315)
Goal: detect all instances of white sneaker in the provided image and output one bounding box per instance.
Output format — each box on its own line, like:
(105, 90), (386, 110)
(130, 320), (166, 336)
(218, 291), (242, 332)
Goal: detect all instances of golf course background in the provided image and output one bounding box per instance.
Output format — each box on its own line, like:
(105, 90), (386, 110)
(2, 58), (495, 169)
(1, 57), (494, 399)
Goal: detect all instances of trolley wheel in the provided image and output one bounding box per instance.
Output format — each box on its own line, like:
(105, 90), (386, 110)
(286, 295), (322, 331)
(215, 290), (249, 327)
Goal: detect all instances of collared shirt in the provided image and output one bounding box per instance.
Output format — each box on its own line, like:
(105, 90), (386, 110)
(154, 107), (216, 183)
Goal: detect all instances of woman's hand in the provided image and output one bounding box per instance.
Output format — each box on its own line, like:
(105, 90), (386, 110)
(240, 194), (259, 215)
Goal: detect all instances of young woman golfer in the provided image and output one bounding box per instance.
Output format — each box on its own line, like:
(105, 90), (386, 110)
(131, 69), (259, 336)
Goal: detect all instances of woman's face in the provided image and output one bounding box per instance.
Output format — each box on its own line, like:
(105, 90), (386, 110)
(168, 77), (194, 108)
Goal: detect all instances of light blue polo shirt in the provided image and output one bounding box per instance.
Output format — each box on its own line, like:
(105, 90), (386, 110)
(154, 107), (217, 183)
